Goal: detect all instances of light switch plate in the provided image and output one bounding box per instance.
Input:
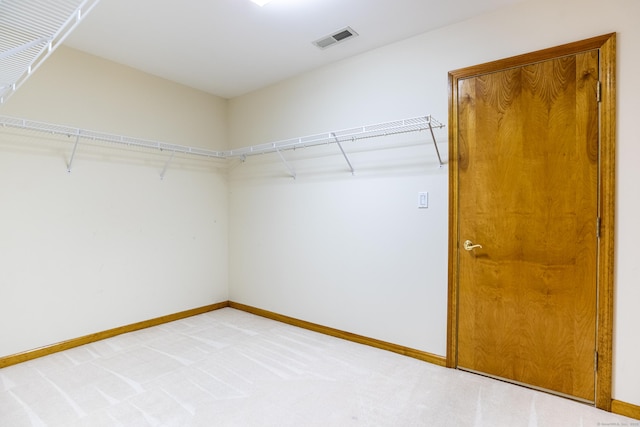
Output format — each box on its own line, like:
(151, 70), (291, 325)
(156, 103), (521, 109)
(418, 192), (428, 208)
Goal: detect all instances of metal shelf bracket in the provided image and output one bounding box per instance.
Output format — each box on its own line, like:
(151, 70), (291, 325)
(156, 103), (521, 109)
(331, 132), (355, 175)
(276, 148), (296, 179)
(160, 151), (176, 180)
(67, 133), (81, 173)
(427, 120), (444, 167)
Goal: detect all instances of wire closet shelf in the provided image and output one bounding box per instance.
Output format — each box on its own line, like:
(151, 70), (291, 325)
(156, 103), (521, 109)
(0, 114), (445, 177)
(0, 0), (102, 105)
(0, 115), (227, 158)
(226, 116), (444, 160)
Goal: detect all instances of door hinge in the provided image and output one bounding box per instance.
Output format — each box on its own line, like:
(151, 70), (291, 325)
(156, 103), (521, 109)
(595, 351), (599, 372)
(596, 217), (601, 239)
(596, 81), (602, 103)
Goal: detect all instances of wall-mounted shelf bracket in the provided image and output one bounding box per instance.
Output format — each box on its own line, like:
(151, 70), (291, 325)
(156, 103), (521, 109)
(67, 133), (81, 173)
(331, 132), (355, 175)
(427, 120), (444, 167)
(276, 148), (296, 179)
(160, 151), (176, 180)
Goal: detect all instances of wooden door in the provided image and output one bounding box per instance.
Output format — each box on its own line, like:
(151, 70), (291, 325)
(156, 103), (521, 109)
(449, 40), (615, 404)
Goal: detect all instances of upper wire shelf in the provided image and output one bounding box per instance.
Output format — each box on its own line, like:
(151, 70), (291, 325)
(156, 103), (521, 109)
(226, 116), (444, 159)
(0, 115), (227, 158)
(228, 115), (445, 178)
(0, 114), (445, 178)
(0, 0), (102, 105)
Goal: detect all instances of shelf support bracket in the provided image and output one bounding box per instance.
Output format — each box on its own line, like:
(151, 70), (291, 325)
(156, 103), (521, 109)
(67, 133), (81, 173)
(276, 148), (296, 179)
(160, 150), (176, 180)
(331, 133), (355, 175)
(427, 120), (444, 167)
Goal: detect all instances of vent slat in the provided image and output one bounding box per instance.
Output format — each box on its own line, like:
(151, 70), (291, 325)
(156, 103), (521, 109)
(313, 26), (358, 50)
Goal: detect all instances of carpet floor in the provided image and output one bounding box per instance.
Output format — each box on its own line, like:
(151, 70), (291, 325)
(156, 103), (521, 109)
(0, 308), (635, 426)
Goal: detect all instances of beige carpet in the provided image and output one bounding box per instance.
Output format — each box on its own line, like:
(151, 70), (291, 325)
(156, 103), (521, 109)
(0, 308), (634, 426)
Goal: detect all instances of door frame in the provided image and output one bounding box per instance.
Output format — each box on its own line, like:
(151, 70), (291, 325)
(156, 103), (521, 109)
(447, 33), (616, 410)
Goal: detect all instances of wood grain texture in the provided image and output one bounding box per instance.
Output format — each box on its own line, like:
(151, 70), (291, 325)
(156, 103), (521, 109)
(0, 301), (230, 369)
(595, 33), (616, 412)
(611, 400), (640, 421)
(229, 301), (447, 367)
(458, 52), (598, 401)
(447, 72), (461, 368)
(448, 33), (616, 409)
(448, 33), (615, 81)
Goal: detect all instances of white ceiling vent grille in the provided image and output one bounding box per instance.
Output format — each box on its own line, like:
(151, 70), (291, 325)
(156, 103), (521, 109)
(313, 27), (358, 49)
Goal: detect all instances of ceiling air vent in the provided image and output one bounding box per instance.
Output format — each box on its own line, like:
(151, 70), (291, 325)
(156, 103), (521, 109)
(313, 27), (358, 49)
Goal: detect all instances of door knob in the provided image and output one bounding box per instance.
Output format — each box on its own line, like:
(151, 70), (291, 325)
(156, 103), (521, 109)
(463, 240), (483, 251)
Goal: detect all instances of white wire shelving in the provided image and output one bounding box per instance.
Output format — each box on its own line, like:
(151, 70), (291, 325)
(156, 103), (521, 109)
(0, 115), (227, 158)
(0, 0), (102, 105)
(1, 1), (445, 178)
(227, 116), (443, 158)
(0, 115), (227, 179)
(226, 115), (445, 178)
(0, 114), (445, 178)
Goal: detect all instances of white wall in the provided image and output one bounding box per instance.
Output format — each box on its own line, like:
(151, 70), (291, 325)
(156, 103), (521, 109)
(228, 0), (640, 405)
(0, 47), (229, 357)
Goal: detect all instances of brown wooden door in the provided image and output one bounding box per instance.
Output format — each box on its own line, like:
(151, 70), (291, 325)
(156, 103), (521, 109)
(455, 51), (599, 402)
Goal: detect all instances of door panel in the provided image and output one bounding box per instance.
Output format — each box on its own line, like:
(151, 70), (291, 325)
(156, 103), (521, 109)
(456, 51), (599, 401)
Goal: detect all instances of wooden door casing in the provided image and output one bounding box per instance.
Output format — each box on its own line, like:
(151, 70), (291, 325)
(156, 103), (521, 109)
(447, 33), (616, 410)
